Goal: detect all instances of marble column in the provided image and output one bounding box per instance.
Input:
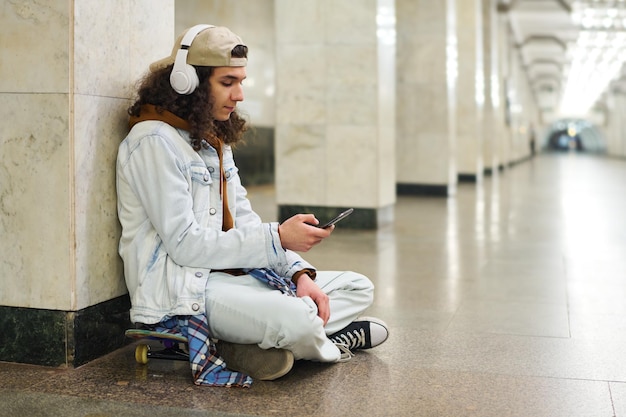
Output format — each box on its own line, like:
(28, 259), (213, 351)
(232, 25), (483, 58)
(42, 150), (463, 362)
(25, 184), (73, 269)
(507, 49), (524, 162)
(481, 0), (502, 176)
(497, 9), (513, 169)
(618, 93), (626, 157)
(396, 0), (458, 196)
(508, 43), (537, 163)
(456, 0), (485, 182)
(274, 0), (396, 228)
(0, 0), (173, 366)
(606, 89), (626, 157)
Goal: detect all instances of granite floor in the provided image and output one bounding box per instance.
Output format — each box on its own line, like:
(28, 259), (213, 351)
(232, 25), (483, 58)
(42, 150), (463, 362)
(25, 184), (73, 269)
(2, 152), (626, 417)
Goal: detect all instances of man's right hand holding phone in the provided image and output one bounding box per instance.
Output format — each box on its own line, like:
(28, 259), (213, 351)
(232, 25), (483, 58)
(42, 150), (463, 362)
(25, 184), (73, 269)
(278, 214), (334, 252)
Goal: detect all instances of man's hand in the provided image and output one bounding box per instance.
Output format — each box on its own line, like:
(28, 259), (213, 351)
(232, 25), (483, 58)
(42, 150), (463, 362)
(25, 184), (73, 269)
(295, 274), (330, 325)
(278, 214), (334, 252)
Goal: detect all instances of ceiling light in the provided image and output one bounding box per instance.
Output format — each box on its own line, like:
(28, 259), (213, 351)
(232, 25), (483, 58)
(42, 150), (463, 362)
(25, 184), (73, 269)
(560, 1), (626, 116)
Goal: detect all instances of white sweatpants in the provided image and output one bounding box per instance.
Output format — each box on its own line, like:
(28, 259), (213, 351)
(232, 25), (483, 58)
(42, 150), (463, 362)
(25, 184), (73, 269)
(204, 270), (374, 362)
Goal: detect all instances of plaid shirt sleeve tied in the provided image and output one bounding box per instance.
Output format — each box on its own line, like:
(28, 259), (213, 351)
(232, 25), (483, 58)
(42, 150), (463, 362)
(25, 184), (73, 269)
(155, 315), (253, 387)
(245, 267), (297, 296)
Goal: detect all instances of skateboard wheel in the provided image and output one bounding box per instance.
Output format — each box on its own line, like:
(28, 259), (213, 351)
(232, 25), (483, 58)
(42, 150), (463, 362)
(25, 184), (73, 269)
(135, 344), (149, 364)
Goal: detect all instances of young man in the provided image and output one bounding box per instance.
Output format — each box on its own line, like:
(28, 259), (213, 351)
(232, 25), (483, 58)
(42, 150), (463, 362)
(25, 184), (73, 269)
(116, 24), (388, 387)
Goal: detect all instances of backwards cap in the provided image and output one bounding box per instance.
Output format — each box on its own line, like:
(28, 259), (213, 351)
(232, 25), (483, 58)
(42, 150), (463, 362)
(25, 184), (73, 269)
(150, 25), (247, 71)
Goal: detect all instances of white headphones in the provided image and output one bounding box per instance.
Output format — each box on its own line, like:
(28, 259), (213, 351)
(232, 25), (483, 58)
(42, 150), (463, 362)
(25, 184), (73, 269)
(170, 24), (214, 94)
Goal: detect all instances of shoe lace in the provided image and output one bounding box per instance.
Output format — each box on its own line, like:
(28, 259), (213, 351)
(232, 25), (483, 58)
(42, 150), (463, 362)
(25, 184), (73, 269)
(330, 328), (367, 350)
(334, 342), (354, 362)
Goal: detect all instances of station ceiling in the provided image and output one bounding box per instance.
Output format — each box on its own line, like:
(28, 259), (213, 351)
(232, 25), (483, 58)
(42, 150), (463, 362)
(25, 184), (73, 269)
(500, 0), (626, 122)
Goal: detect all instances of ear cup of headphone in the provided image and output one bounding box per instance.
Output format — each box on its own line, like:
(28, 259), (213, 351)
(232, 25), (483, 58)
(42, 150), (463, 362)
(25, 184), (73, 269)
(169, 24), (213, 94)
(170, 54), (199, 95)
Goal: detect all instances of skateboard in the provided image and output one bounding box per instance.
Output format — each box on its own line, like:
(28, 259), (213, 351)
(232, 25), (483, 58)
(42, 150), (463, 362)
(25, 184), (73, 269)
(125, 328), (189, 364)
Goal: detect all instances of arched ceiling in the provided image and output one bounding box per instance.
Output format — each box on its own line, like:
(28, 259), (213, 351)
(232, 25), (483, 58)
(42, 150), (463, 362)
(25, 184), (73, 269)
(500, 0), (626, 122)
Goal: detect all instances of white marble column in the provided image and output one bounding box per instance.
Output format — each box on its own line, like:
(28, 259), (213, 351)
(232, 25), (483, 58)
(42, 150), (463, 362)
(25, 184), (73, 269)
(0, 0), (173, 366)
(274, 0), (396, 228)
(481, 0), (502, 175)
(497, 9), (513, 168)
(508, 43), (537, 162)
(456, 0), (485, 182)
(606, 89), (626, 157)
(396, 0), (457, 196)
(618, 93), (626, 157)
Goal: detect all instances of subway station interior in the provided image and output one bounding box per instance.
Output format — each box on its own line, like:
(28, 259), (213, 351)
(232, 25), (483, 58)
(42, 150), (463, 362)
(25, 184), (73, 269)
(2, 0), (626, 416)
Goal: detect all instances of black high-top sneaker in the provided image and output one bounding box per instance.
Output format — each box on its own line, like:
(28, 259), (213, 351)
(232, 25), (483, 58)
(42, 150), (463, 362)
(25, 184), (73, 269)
(328, 317), (389, 351)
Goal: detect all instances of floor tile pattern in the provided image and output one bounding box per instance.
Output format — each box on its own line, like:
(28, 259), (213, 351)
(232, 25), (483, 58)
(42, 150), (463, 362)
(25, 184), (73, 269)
(2, 153), (625, 416)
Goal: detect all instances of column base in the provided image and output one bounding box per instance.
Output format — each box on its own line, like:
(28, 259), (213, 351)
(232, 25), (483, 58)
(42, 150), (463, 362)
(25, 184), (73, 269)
(458, 173), (478, 182)
(0, 295), (131, 367)
(278, 205), (392, 229)
(397, 183), (449, 197)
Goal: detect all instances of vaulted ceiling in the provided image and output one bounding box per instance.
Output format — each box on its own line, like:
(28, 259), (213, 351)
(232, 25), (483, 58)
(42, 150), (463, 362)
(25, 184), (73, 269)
(500, 0), (626, 123)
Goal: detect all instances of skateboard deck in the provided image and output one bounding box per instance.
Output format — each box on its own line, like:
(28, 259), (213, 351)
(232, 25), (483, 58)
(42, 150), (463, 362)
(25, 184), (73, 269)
(125, 328), (189, 364)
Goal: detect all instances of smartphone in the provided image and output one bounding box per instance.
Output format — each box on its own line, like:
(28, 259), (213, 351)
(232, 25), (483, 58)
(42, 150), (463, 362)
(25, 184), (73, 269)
(318, 208), (354, 228)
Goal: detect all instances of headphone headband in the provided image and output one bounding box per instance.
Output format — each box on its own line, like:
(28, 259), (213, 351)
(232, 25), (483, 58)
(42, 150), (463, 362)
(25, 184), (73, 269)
(180, 24), (213, 48)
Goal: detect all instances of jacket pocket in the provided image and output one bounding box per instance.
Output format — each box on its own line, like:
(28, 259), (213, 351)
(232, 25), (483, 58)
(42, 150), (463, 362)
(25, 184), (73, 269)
(190, 164), (213, 214)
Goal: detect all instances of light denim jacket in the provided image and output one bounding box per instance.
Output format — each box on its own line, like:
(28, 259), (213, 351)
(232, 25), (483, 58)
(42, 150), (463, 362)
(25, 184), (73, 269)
(116, 121), (314, 324)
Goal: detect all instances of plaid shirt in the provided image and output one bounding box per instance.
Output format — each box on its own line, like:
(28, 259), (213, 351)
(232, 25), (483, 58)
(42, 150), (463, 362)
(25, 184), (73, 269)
(154, 268), (296, 387)
(245, 267), (297, 296)
(155, 315), (252, 387)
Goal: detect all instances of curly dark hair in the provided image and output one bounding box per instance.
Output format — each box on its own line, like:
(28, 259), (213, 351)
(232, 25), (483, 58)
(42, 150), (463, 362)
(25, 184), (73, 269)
(128, 45), (249, 150)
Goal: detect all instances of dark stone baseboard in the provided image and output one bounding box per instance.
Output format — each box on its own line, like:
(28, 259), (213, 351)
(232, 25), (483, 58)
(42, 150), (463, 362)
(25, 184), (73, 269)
(396, 183), (449, 197)
(458, 173), (478, 183)
(0, 295), (131, 367)
(278, 205), (386, 229)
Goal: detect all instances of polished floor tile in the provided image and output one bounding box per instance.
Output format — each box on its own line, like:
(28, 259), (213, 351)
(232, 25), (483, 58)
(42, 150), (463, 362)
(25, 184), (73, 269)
(2, 153), (626, 416)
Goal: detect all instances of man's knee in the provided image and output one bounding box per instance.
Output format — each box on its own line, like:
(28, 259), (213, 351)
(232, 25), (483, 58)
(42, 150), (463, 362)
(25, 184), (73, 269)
(269, 298), (322, 345)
